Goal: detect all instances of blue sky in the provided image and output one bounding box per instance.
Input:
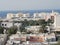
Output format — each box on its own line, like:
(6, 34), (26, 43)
(0, 0), (60, 11)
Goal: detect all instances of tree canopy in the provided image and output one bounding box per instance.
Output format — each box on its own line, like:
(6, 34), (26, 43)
(7, 26), (17, 35)
(0, 27), (4, 34)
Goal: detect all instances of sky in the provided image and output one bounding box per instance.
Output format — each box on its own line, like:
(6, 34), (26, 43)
(0, 0), (60, 11)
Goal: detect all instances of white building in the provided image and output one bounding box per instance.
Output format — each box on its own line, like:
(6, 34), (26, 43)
(6, 13), (30, 19)
(6, 34), (20, 45)
(1, 22), (13, 28)
(7, 13), (15, 19)
(33, 13), (46, 19)
(53, 13), (60, 31)
(23, 13), (30, 18)
(25, 26), (41, 33)
(1, 21), (22, 28)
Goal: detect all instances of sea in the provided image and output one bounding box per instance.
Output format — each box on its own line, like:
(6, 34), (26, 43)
(0, 10), (60, 18)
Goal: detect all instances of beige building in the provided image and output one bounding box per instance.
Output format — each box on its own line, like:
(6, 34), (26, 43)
(53, 13), (60, 31)
(49, 11), (60, 32)
(7, 13), (15, 19)
(33, 13), (47, 19)
(6, 13), (30, 19)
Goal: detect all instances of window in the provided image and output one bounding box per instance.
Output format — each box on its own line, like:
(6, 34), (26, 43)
(2, 24), (4, 26)
(5, 24), (7, 26)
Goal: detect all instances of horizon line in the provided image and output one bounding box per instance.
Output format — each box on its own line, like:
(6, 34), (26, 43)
(0, 9), (60, 11)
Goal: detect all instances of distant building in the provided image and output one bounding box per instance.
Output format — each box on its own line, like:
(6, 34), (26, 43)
(6, 13), (30, 19)
(33, 13), (47, 19)
(7, 13), (15, 19)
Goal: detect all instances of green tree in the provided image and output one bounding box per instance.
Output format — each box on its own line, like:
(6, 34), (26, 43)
(22, 19), (29, 27)
(0, 27), (4, 34)
(28, 20), (34, 26)
(38, 19), (47, 33)
(47, 19), (53, 26)
(38, 19), (54, 33)
(20, 26), (27, 33)
(8, 26), (17, 35)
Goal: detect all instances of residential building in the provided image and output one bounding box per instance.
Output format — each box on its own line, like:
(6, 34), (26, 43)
(6, 33), (56, 45)
(25, 26), (41, 33)
(1, 22), (13, 28)
(50, 11), (60, 32)
(33, 13), (46, 18)
(1, 21), (22, 28)
(7, 13), (15, 19)
(7, 13), (30, 19)
(27, 33), (56, 44)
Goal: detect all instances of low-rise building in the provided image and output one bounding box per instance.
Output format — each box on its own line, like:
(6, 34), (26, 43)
(26, 33), (56, 44)
(7, 13), (30, 19)
(6, 33), (56, 44)
(25, 26), (41, 33)
(1, 21), (22, 28)
(1, 22), (13, 28)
